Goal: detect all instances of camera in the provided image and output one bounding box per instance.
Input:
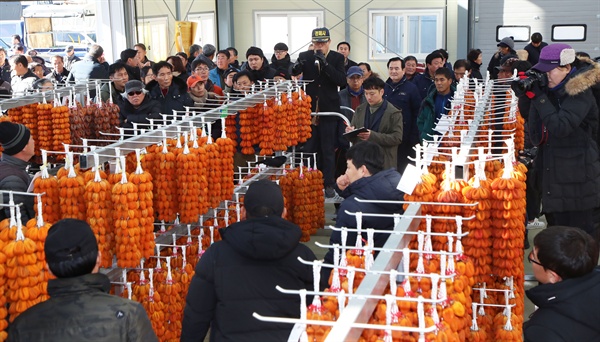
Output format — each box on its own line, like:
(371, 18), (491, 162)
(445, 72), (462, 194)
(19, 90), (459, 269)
(518, 147), (538, 168)
(512, 69), (548, 93)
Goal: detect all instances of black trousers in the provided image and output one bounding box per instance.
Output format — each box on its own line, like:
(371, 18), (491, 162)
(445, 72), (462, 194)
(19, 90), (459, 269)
(546, 209), (595, 237)
(303, 118), (338, 187)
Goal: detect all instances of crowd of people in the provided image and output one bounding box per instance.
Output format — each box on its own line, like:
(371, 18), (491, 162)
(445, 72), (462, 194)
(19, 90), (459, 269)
(2, 28), (600, 341)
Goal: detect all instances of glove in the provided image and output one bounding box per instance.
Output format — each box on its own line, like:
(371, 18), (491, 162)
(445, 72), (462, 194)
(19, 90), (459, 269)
(528, 81), (545, 99)
(314, 51), (328, 67)
(291, 60), (304, 76)
(511, 72), (537, 99)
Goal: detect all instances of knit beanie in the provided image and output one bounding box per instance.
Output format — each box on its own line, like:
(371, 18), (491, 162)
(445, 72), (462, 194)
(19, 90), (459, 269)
(0, 121), (30, 155)
(246, 46), (265, 59)
(244, 179), (284, 218)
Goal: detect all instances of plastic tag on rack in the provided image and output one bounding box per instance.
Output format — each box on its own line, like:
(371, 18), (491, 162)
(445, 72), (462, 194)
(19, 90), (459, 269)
(396, 163), (420, 195)
(434, 115), (452, 135)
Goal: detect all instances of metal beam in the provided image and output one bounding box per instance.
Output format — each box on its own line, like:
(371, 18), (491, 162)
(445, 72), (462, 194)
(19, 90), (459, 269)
(325, 203), (422, 341)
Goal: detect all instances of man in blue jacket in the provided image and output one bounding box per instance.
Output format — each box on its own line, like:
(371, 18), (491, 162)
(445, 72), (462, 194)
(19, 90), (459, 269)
(322, 141), (404, 288)
(384, 57), (422, 172)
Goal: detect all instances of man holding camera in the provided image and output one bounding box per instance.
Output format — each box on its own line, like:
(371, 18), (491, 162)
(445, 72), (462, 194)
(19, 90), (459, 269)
(292, 27), (347, 198)
(514, 43), (600, 237)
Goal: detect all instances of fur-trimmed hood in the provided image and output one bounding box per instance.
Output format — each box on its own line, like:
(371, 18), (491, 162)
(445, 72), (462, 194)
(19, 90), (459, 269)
(565, 58), (600, 96)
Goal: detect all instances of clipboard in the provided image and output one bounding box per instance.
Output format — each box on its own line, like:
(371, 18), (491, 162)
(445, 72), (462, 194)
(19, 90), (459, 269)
(343, 127), (368, 139)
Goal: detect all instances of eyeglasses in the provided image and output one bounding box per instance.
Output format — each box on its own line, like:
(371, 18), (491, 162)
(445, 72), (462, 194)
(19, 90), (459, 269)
(528, 250), (544, 267)
(194, 67), (209, 72)
(128, 90), (143, 96)
(274, 50), (286, 55)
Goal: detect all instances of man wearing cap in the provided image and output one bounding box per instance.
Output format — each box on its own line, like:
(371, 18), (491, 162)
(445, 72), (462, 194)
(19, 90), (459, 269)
(208, 49), (231, 88)
(292, 27), (347, 198)
(243, 46), (276, 82)
(269, 42), (293, 77)
(118, 80), (161, 129)
(488, 36), (517, 79)
(99, 62), (129, 105)
(187, 75), (218, 110)
(8, 219), (158, 341)
(384, 57), (422, 172)
(0, 121), (34, 222)
(182, 179), (316, 342)
(524, 32), (548, 66)
(336, 65), (366, 180)
(191, 58), (224, 97)
(222, 67), (238, 94)
(339, 65), (366, 115)
(515, 43), (600, 236)
(63, 45), (80, 72)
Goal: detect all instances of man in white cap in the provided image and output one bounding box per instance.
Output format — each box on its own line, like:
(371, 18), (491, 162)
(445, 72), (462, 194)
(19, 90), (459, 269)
(516, 43), (600, 236)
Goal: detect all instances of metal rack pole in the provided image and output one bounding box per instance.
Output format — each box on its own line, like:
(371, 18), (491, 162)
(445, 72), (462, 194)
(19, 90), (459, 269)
(79, 81), (298, 168)
(325, 202), (422, 341)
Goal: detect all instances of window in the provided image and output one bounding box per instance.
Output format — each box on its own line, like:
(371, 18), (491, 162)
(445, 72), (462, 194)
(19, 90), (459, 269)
(552, 24), (586, 41)
(496, 26), (530, 42)
(369, 9), (443, 61)
(255, 11), (324, 59)
(187, 12), (216, 47)
(137, 16), (169, 62)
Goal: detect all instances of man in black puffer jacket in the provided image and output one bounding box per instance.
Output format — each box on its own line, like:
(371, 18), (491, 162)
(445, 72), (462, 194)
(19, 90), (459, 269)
(322, 141), (404, 288)
(524, 226), (600, 341)
(118, 80), (162, 129)
(243, 46), (276, 82)
(8, 219), (158, 342)
(520, 44), (600, 236)
(181, 179), (316, 342)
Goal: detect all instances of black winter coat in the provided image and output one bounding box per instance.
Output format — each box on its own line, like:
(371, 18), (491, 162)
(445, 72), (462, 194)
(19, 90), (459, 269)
(181, 216), (316, 342)
(244, 57), (276, 81)
(524, 267), (600, 342)
(8, 273), (158, 342)
(118, 95), (162, 128)
(322, 168), (404, 288)
(270, 54), (293, 76)
(487, 48), (517, 80)
(296, 50), (347, 114)
(145, 77), (194, 115)
(384, 77), (422, 146)
(529, 60), (600, 213)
